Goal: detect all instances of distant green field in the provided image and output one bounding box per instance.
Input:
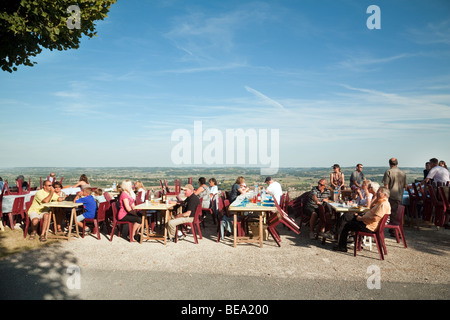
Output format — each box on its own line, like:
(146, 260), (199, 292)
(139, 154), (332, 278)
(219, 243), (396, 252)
(0, 166), (425, 197)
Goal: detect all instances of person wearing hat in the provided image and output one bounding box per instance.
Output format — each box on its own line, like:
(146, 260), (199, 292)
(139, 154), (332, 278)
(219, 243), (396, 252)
(167, 184), (200, 242)
(265, 177), (283, 204)
(74, 184), (97, 233)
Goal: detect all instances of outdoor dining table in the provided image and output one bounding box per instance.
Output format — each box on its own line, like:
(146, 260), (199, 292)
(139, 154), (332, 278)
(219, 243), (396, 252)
(329, 202), (369, 215)
(229, 193), (277, 248)
(42, 201), (83, 240)
(134, 201), (178, 245)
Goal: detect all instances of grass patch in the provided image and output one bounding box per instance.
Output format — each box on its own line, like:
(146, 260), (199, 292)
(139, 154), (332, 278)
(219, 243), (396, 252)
(0, 227), (60, 259)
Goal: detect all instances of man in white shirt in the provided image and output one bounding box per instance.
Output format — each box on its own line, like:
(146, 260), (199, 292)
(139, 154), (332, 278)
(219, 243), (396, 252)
(265, 177), (283, 204)
(425, 158), (450, 185)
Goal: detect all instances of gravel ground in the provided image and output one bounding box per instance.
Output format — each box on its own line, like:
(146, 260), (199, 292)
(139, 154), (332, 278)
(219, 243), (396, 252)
(0, 217), (449, 302)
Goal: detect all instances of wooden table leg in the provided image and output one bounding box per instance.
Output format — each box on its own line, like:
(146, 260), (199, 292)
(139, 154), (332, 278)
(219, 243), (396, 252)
(259, 212), (263, 248)
(73, 208), (80, 238)
(163, 209), (169, 245)
(233, 212), (237, 248)
(67, 208), (73, 240)
(45, 210), (52, 238)
(140, 213), (146, 244)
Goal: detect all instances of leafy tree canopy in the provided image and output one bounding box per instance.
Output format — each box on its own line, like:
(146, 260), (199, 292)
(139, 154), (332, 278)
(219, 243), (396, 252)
(0, 0), (117, 72)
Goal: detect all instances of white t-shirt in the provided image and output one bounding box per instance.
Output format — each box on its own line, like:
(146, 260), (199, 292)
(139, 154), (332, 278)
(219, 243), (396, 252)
(427, 166), (450, 184)
(266, 181), (283, 204)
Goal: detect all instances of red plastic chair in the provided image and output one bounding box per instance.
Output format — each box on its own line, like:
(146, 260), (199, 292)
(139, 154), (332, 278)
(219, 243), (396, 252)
(438, 186), (450, 226)
(4, 197), (25, 230)
(23, 196), (38, 238)
(267, 196), (301, 247)
(405, 184), (419, 226)
(384, 204), (407, 248)
(354, 214), (390, 260)
(109, 200), (135, 242)
(216, 198), (245, 242)
(82, 202), (107, 240)
(417, 183), (433, 222)
(202, 193), (217, 225)
(175, 202), (202, 244)
(428, 185), (446, 228)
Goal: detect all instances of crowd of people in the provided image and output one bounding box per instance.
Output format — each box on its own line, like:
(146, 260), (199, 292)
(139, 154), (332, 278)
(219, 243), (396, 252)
(2, 157), (449, 253)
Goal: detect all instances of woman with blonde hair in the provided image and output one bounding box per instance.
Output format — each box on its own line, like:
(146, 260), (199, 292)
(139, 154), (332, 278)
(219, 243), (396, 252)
(118, 180), (142, 241)
(134, 180), (146, 203)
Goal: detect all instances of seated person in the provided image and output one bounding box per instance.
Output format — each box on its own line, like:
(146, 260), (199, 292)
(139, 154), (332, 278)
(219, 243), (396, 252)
(355, 180), (373, 207)
(333, 187), (391, 252)
(134, 180), (146, 203)
(53, 181), (68, 233)
(265, 176), (283, 204)
(229, 176), (249, 204)
(118, 180), (142, 241)
(74, 184), (97, 233)
(73, 174), (89, 188)
(16, 175), (29, 191)
(27, 180), (61, 241)
(330, 164), (346, 190)
(93, 188), (107, 206)
(194, 177), (210, 209)
(303, 179), (332, 239)
(167, 184), (200, 242)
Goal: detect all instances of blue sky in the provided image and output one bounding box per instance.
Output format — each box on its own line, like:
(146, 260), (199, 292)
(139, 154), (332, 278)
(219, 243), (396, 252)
(1, 0), (449, 170)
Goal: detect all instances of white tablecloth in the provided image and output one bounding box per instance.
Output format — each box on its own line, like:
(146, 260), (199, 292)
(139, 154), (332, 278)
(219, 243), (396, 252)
(1, 194), (34, 213)
(1, 187), (80, 213)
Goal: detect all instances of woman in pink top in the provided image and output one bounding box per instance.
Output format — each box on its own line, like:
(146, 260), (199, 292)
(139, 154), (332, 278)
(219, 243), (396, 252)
(118, 180), (142, 241)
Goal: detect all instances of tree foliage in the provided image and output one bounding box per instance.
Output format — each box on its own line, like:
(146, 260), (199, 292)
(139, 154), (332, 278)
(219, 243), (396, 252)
(0, 0), (117, 72)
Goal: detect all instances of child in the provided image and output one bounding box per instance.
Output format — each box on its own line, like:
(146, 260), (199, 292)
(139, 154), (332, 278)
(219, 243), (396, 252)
(74, 185), (97, 233)
(93, 188), (107, 206)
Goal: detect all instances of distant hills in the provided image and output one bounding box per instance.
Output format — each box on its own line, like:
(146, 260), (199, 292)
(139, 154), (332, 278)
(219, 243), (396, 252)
(0, 166), (425, 195)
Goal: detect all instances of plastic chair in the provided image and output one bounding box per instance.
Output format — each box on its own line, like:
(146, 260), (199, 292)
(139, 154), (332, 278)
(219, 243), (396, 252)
(109, 200), (135, 242)
(267, 197), (301, 247)
(4, 197), (25, 230)
(216, 198), (245, 242)
(175, 202), (202, 244)
(23, 196), (36, 237)
(428, 185), (446, 228)
(316, 204), (337, 244)
(405, 184), (419, 227)
(417, 183), (433, 222)
(202, 193), (217, 225)
(82, 202), (107, 240)
(384, 204), (407, 248)
(354, 214), (390, 260)
(438, 186), (450, 227)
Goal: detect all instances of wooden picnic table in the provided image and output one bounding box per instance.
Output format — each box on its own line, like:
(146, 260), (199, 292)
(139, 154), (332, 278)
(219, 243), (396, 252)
(134, 201), (178, 245)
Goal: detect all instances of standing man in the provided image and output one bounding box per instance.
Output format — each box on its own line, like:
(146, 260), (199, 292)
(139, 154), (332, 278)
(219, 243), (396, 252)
(383, 158), (407, 229)
(265, 176), (283, 204)
(167, 184), (200, 242)
(350, 164), (365, 190)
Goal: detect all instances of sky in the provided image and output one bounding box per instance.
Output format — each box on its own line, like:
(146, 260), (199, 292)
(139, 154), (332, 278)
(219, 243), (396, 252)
(1, 0), (450, 172)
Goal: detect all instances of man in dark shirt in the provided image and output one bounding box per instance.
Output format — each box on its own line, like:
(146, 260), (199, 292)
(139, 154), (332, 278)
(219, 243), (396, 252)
(167, 184), (200, 241)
